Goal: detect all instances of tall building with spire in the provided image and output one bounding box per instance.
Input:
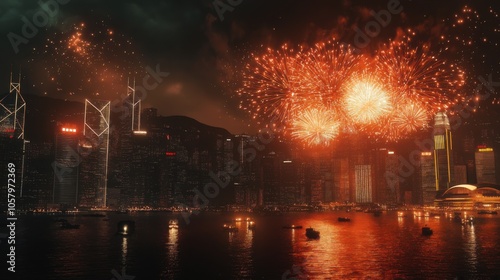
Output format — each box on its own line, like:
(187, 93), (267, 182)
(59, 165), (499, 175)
(0, 72), (26, 211)
(433, 112), (454, 193)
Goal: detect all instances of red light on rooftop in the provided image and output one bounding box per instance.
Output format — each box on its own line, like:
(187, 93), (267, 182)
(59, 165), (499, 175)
(165, 152), (176, 157)
(62, 127), (77, 133)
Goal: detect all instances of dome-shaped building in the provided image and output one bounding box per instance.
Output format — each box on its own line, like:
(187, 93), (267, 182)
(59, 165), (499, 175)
(434, 184), (500, 208)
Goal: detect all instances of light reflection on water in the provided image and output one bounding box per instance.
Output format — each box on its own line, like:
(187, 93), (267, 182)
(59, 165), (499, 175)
(13, 211), (500, 279)
(121, 236), (128, 268)
(163, 226), (179, 279)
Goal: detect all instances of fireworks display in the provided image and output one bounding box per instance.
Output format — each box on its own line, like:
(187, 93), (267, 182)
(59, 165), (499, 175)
(238, 31), (468, 145)
(27, 20), (144, 98)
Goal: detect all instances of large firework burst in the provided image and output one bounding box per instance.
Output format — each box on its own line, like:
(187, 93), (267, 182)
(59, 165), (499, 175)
(291, 106), (340, 146)
(376, 38), (466, 113)
(238, 33), (467, 146)
(344, 75), (393, 125)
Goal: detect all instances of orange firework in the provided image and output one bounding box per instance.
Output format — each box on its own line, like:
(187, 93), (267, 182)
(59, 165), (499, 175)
(238, 32), (467, 145)
(238, 44), (303, 125)
(291, 106), (340, 146)
(297, 40), (359, 107)
(343, 74), (393, 125)
(373, 101), (430, 141)
(239, 41), (358, 127)
(68, 23), (91, 57)
(376, 38), (465, 114)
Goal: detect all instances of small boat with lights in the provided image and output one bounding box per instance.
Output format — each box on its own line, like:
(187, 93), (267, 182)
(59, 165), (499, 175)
(169, 219), (179, 229)
(462, 216), (474, 225)
(282, 225), (303, 229)
(223, 224), (238, 232)
(248, 221), (256, 229)
(117, 220), (135, 236)
(305, 228), (320, 239)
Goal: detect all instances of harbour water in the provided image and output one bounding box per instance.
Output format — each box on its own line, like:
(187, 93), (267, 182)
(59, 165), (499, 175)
(5, 211), (500, 279)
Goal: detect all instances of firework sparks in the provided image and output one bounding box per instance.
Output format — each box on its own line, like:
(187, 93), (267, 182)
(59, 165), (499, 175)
(373, 101), (430, 142)
(28, 20), (144, 98)
(238, 44), (303, 124)
(291, 106), (340, 146)
(376, 38), (465, 114)
(344, 76), (393, 125)
(238, 27), (469, 145)
(68, 23), (91, 57)
(297, 40), (359, 107)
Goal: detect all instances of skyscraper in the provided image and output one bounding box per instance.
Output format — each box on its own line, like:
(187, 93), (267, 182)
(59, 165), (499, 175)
(354, 165), (372, 203)
(79, 99), (110, 208)
(433, 112), (454, 192)
(420, 151), (436, 205)
(475, 146), (496, 184)
(52, 126), (80, 207)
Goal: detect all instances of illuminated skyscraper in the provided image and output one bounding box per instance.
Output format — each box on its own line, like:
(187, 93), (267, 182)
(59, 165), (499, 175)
(420, 151), (436, 205)
(475, 146), (496, 184)
(52, 125), (80, 207)
(79, 99), (110, 208)
(433, 112), (454, 192)
(354, 165), (372, 203)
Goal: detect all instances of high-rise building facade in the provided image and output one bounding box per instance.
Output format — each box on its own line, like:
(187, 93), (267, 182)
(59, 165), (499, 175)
(333, 158), (350, 203)
(354, 165), (372, 203)
(79, 99), (110, 208)
(420, 151), (436, 205)
(52, 126), (80, 207)
(433, 112), (454, 192)
(475, 146), (496, 184)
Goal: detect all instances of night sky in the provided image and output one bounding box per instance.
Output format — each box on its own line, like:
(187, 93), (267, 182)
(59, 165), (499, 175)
(1, 0), (499, 134)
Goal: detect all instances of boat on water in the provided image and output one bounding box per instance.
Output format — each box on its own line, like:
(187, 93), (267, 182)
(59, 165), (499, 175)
(60, 221), (80, 229)
(117, 220), (135, 236)
(248, 221), (256, 230)
(462, 216), (474, 225)
(422, 225), (433, 236)
(282, 225), (303, 229)
(477, 210), (498, 215)
(305, 228), (320, 239)
(223, 224), (238, 232)
(169, 219), (179, 229)
(337, 217), (351, 222)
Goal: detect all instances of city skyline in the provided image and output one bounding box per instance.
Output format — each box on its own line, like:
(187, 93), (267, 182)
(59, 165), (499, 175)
(2, 2), (500, 279)
(2, 84), (500, 211)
